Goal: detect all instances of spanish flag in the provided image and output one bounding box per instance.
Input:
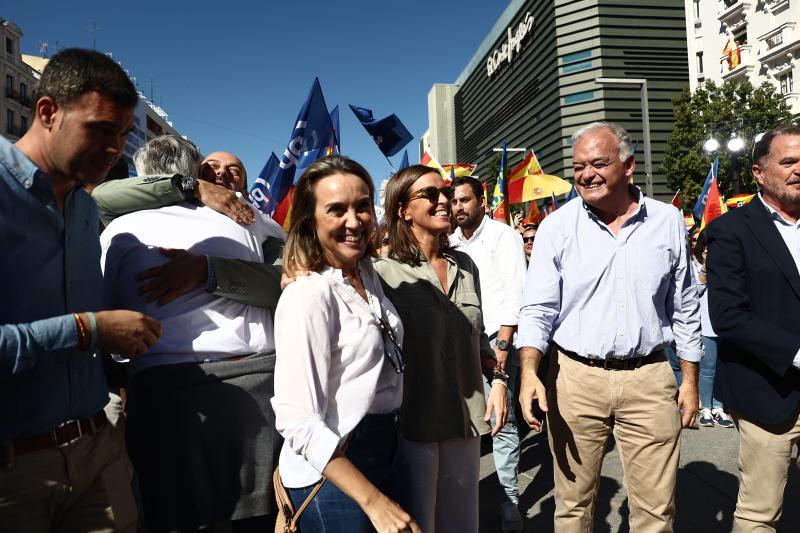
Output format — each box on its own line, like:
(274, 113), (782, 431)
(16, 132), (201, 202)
(723, 39), (741, 70)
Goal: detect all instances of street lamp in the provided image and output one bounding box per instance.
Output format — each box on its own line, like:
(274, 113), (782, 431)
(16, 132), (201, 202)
(595, 77), (653, 197)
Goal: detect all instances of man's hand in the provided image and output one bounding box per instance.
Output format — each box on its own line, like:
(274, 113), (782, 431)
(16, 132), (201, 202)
(91, 310), (162, 357)
(519, 369), (548, 432)
(137, 248), (208, 306)
(677, 358), (700, 428)
(195, 180), (254, 225)
(485, 382), (509, 437)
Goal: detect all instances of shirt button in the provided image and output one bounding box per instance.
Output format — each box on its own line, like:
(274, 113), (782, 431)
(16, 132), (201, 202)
(617, 332), (624, 337)
(23, 179), (32, 188)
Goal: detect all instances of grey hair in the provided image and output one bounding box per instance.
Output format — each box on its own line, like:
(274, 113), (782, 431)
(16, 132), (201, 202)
(133, 135), (201, 176)
(571, 121), (633, 162)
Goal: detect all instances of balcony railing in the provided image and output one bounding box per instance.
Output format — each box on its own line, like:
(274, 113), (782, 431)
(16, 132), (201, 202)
(766, 33), (784, 49)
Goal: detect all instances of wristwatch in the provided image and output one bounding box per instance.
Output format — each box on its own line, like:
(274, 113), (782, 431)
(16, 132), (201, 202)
(177, 175), (197, 201)
(496, 339), (509, 351)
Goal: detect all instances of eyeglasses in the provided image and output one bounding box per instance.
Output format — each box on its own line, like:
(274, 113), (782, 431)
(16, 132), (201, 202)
(407, 185), (454, 203)
(522, 236), (535, 243)
(377, 318), (405, 374)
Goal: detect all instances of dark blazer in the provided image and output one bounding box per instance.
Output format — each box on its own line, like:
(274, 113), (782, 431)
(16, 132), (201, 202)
(706, 198), (800, 426)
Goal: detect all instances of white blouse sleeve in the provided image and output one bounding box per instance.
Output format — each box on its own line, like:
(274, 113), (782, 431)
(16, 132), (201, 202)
(271, 276), (341, 474)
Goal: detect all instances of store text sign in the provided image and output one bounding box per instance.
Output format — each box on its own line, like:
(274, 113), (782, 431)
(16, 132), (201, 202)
(487, 12), (535, 78)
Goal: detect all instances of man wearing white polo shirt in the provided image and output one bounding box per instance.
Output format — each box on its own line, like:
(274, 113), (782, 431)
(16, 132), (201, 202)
(450, 176), (527, 533)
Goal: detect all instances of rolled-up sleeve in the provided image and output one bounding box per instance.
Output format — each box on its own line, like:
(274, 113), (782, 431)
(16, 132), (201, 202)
(516, 219), (561, 353)
(271, 279), (340, 475)
(668, 210), (703, 362)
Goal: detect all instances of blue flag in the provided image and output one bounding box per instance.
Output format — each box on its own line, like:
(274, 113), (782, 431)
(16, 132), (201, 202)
(257, 78), (333, 214)
(348, 104), (413, 157)
(693, 158), (719, 222)
(329, 105), (340, 153)
(249, 153), (280, 214)
(565, 185), (578, 201)
(398, 150), (409, 170)
(631, 139), (639, 158)
(551, 191), (559, 210)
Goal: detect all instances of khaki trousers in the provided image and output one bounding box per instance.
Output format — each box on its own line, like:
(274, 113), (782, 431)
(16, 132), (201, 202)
(732, 409), (800, 532)
(0, 421), (137, 533)
(546, 350), (682, 533)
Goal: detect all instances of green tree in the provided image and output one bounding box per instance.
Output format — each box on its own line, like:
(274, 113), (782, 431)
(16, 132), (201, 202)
(660, 80), (793, 210)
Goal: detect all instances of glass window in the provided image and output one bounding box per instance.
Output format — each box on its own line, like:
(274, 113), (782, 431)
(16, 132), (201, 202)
(6, 109), (14, 134)
(696, 52), (704, 74)
(562, 49), (592, 74)
(779, 71), (794, 94)
(564, 91), (594, 104)
(694, 0), (701, 17)
(20, 115), (27, 133)
(5, 74), (12, 89)
(20, 83), (27, 100)
(5, 37), (12, 55)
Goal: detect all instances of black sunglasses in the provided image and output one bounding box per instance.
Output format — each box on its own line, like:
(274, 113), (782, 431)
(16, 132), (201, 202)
(523, 236), (535, 243)
(377, 318), (405, 374)
(407, 185), (454, 203)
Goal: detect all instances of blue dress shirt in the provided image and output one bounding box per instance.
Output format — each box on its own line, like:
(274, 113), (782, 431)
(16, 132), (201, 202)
(0, 136), (108, 440)
(517, 187), (703, 362)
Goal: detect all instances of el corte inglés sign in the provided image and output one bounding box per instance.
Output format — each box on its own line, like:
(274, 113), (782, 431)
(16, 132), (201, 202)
(486, 12), (535, 78)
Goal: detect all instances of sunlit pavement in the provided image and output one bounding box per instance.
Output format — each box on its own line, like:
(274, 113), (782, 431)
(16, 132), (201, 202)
(479, 421), (800, 532)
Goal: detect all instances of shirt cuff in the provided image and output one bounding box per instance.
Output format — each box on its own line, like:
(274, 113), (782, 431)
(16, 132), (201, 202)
(204, 256), (217, 292)
(793, 348), (800, 369)
(676, 348), (703, 363)
(515, 330), (550, 355)
(306, 423), (342, 475)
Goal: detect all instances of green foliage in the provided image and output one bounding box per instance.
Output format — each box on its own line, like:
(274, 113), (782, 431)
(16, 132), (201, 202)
(660, 80), (794, 209)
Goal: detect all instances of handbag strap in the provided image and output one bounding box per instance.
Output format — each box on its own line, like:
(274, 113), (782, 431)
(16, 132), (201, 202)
(285, 432), (354, 526)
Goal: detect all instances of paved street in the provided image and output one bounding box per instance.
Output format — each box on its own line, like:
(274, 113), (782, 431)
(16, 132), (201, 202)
(479, 421), (800, 532)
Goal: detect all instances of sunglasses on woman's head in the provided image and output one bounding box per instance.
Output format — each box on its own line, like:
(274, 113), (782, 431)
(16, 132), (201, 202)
(407, 185), (455, 203)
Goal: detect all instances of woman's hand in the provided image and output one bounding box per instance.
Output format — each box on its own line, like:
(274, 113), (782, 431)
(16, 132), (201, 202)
(485, 382), (509, 436)
(363, 491), (420, 533)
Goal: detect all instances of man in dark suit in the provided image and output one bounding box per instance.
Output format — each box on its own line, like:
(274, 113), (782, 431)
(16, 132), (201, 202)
(707, 125), (800, 533)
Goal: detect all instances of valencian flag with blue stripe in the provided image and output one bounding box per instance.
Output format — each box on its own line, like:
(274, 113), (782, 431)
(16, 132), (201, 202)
(249, 78), (333, 223)
(490, 141), (509, 224)
(348, 105), (413, 157)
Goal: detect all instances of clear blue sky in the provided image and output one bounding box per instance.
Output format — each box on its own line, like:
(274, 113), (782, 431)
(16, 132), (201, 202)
(5, 1), (506, 186)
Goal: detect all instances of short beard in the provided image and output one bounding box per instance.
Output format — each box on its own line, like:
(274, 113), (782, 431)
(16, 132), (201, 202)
(457, 210), (483, 231)
(762, 183), (800, 207)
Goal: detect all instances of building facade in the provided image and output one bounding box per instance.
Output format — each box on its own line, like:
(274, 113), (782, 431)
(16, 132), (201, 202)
(427, 84), (460, 164)
(431, 0), (690, 200)
(685, 0), (800, 116)
(1, 19), (37, 142)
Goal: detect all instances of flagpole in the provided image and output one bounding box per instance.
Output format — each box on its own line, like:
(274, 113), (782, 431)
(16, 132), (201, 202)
(384, 153), (396, 173)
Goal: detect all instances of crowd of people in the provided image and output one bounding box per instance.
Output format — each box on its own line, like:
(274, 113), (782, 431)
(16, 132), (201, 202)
(1, 47), (799, 533)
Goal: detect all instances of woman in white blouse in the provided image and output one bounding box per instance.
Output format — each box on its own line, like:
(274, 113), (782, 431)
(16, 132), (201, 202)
(271, 156), (419, 533)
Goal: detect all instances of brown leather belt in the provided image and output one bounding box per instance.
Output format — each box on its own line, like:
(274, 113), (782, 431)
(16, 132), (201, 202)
(557, 346), (664, 370)
(1, 411), (108, 469)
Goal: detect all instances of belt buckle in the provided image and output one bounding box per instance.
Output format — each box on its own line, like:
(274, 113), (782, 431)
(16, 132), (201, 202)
(0, 441), (14, 471)
(52, 419), (82, 447)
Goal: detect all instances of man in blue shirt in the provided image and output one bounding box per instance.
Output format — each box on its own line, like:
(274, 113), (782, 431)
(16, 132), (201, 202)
(0, 48), (162, 532)
(518, 122), (701, 532)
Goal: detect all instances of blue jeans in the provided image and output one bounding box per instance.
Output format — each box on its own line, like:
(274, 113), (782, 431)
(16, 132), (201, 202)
(700, 336), (722, 410)
(288, 412), (405, 533)
(484, 342), (520, 505)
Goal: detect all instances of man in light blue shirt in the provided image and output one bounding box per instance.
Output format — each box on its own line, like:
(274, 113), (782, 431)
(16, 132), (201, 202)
(0, 48), (162, 532)
(517, 122), (701, 533)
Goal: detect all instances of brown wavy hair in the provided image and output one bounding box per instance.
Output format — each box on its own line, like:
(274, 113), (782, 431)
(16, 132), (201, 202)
(283, 155), (377, 277)
(383, 164), (453, 266)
